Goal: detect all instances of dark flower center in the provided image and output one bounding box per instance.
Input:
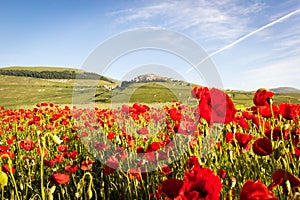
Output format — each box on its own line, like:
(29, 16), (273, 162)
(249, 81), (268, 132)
(191, 185), (208, 198)
(197, 188), (208, 198)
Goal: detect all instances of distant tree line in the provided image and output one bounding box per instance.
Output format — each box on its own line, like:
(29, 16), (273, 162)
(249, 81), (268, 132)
(0, 70), (114, 83)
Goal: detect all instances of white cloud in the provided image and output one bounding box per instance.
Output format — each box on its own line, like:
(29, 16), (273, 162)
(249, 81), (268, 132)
(108, 0), (300, 90)
(241, 55), (300, 90)
(110, 0), (265, 45)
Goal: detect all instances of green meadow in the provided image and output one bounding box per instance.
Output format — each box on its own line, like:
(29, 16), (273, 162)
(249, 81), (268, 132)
(0, 67), (299, 109)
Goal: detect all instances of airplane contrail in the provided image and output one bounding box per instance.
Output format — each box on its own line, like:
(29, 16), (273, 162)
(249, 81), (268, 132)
(186, 8), (300, 73)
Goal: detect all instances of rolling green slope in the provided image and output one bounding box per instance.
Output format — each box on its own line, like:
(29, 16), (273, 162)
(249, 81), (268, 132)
(0, 74), (116, 109)
(0, 66), (299, 109)
(106, 81), (196, 104)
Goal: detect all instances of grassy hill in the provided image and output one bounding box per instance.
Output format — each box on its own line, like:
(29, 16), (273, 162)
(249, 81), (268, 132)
(0, 66), (299, 109)
(0, 66), (116, 108)
(226, 90), (300, 108)
(98, 81), (197, 104)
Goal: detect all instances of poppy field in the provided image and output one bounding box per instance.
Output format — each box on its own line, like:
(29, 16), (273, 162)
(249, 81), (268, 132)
(0, 86), (299, 199)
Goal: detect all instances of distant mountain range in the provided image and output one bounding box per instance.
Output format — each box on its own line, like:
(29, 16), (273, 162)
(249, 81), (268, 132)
(270, 87), (300, 93)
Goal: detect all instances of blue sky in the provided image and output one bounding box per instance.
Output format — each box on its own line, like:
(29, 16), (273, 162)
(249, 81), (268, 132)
(1, 0), (300, 91)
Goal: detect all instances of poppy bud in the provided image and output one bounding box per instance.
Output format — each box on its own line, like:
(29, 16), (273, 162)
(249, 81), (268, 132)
(283, 180), (291, 196)
(293, 192), (300, 199)
(87, 188), (93, 199)
(75, 193), (80, 198)
(267, 98), (273, 105)
(229, 177), (237, 189)
(49, 185), (56, 193)
(0, 171), (8, 186)
(52, 135), (63, 145)
(20, 182), (24, 191)
(228, 150), (234, 164)
(48, 185), (56, 200)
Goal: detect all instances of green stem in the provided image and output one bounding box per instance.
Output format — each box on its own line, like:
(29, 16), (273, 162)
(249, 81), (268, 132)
(0, 154), (20, 200)
(9, 169), (20, 200)
(1, 185), (4, 200)
(39, 132), (62, 200)
(40, 140), (46, 200)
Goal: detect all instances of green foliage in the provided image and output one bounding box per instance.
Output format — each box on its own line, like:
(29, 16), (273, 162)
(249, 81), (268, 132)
(0, 69), (114, 82)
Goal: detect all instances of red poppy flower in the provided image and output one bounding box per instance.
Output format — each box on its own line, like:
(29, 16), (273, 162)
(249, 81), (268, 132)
(257, 104), (279, 118)
(129, 103), (150, 123)
(114, 147), (127, 161)
(55, 154), (65, 163)
(104, 156), (119, 176)
(191, 86), (210, 101)
(235, 132), (253, 148)
(62, 135), (69, 143)
(191, 86), (203, 99)
(240, 180), (277, 200)
(137, 127), (148, 135)
(0, 146), (9, 152)
(68, 151), (78, 159)
(169, 107), (182, 122)
(132, 103), (150, 113)
(253, 88), (274, 106)
(128, 167), (142, 181)
(162, 178), (184, 199)
(236, 116), (249, 130)
(268, 169), (300, 190)
(178, 166), (222, 200)
(136, 147), (145, 154)
(41, 102), (48, 106)
(37, 147), (48, 158)
(50, 173), (70, 185)
(2, 164), (16, 174)
(65, 164), (78, 173)
(6, 136), (15, 145)
(81, 131), (88, 137)
(44, 159), (56, 168)
(57, 145), (68, 152)
(161, 165), (172, 175)
(218, 169), (227, 179)
(278, 103), (300, 121)
(20, 138), (34, 151)
(264, 127), (285, 141)
(194, 87), (236, 124)
(107, 131), (116, 140)
(80, 160), (94, 171)
(150, 142), (160, 151)
(145, 151), (156, 163)
(178, 119), (197, 136)
(211, 88), (236, 124)
(294, 147), (300, 157)
(185, 155), (200, 169)
(253, 137), (273, 156)
(94, 142), (109, 151)
(157, 150), (168, 161)
(226, 132), (234, 144)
